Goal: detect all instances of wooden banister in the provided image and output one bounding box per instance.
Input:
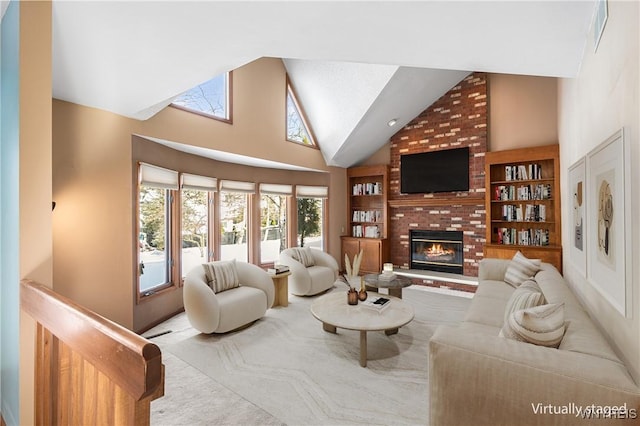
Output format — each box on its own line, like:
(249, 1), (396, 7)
(21, 279), (164, 425)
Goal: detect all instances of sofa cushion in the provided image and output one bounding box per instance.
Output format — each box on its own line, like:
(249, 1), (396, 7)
(500, 303), (566, 348)
(503, 279), (547, 323)
(473, 279), (514, 301)
(464, 295), (507, 328)
(290, 247), (315, 267)
(203, 259), (240, 293)
(504, 251), (541, 287)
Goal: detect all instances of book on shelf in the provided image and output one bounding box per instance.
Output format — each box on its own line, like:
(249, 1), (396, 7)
(361, 296), (391, 312)
(267, 266), (290, 275)
(504, 163), (542, 181)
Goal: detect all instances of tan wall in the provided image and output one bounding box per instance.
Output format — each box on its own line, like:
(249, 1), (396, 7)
(488, 73), (558, 151)
(53, 57), (347, 332)
(558, 0), (640, 382)
(358, 73), (558, 165)
(19, 2), (52, 424)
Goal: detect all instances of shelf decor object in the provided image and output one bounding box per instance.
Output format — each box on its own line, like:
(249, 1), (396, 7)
(585, 128), (631, 318)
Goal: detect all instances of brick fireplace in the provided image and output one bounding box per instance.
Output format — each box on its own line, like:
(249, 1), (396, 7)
(388, 73), (487, 290)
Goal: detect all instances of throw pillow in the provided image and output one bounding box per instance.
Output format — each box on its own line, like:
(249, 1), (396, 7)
(500, 303), (566, 348)
(202, 259), (240, 293)
(503, 279), (547, 324)
(290, 247), (315, 267)
(504, 251), (542, 288)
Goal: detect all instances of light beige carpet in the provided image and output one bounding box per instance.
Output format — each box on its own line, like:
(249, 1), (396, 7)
(147, 286), (471, 425)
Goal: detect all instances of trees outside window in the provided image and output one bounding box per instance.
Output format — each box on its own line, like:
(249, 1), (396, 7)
(260, 193), (287, 264)
(286, 79), (316, 146)
(220, 191), (248, 262)
(138, 186), (171, 293)
(181, 189), (209, 277)
(297, 197), (323, 249)
(171, 72), (231, 121)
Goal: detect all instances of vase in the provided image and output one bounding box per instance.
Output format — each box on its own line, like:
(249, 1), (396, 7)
(347, 290), (358, 305)
(358, 289), (368, 301)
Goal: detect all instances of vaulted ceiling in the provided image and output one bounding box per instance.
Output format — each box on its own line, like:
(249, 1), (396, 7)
(46, 1), (595, 168)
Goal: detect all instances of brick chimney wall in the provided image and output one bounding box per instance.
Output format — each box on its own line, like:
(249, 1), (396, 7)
(389, 72), (487, 288)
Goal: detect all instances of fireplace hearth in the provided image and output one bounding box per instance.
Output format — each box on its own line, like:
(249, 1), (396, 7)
(410, 230), (464, 274)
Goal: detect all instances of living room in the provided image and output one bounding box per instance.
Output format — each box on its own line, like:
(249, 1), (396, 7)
(2, 1), (639, 425)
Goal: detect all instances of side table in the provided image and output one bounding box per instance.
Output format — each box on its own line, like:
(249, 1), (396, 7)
(269, 271), (291, 307)
(363, 273), (412, 299)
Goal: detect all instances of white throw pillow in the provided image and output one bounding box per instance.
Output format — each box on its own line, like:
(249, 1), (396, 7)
(500, 303), (566, 348)
(504, 251), (542, 288)
(503, 279), (547, 324)
(202, 259), (240, 293)
(290, 247), (315, 267)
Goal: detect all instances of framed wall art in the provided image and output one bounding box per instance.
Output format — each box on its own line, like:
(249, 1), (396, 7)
(568, 157), (586, 277)
(586, 128), (632, 318)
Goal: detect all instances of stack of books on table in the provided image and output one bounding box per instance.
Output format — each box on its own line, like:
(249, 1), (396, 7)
(361, 296), (391, 313)
(267, 265), (290, 275)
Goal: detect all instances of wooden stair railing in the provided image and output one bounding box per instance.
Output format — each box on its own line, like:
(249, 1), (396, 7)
(20, 280), (164, 425)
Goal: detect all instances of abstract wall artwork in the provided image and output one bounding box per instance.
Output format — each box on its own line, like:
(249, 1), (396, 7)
(586, 129), (631, 317)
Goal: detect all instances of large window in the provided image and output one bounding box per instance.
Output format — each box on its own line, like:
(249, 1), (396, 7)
(181, 174), (217, 278)
(286, 78), (316, 147)
(138, 164), (179, 295)
(136, 166), (330, 301)
(219, 180), (254, 262)
(171, 72), (232, 122)
(259, 184), (291, 264)
(296, 185), (328, 250)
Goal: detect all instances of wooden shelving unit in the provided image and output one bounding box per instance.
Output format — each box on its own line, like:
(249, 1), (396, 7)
(341, 165), (389, 275)
(484, 144), (562, 271)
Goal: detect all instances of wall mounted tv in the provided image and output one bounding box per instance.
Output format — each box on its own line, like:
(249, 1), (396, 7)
(400, 147), (470, 194)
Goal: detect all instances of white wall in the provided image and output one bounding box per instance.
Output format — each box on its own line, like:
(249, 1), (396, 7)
(558, 0), (639, 381)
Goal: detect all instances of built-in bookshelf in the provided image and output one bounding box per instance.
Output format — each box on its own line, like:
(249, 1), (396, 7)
(342, 165), (390, 274)
(484, 144), (562, 271)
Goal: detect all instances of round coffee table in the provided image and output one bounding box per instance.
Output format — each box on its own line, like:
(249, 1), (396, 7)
(310, 291), (414, 367)
(363, 273), (412, 298)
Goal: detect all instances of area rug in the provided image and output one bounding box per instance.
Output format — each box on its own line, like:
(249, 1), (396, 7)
(149, 286), (471, 425)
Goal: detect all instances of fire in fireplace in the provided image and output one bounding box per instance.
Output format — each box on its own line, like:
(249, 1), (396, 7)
(410, 230), (463, 274)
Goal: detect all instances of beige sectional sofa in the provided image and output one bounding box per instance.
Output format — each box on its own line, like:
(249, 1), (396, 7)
(429, 258), (640, 425)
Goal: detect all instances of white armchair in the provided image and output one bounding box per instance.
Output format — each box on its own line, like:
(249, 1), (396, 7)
(183, 261), (274, 333)
(278, 247), (339, 296)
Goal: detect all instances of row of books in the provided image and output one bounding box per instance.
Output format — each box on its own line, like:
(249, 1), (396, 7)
(352, 182), (383, 196)
(352, 210), (382, 223)
(501, 204), (547, 222)
(505, 163), (543, 181)
(267, 265), (289, 275)
(495, 227), (550, 246)
(494, 183), (552, 201)
(352, 225), (380, 238)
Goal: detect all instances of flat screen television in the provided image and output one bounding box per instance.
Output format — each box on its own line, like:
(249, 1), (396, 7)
(400, 147), (470, 194)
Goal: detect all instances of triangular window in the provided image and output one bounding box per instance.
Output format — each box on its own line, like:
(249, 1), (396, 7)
(171, 72), (232, 122)
(286, 79), (316, 147)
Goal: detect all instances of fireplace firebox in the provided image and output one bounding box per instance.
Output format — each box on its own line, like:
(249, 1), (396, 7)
(410, 230), (463, 274)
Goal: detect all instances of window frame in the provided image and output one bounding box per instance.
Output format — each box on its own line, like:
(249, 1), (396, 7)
(136, 185), (179, 303)
(180, 188), (213, 281)
(258, 190), (291, 266)
(285, 75), (318, 148)
(170, 71), (233, 124)
(295, 185), (328, 251)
